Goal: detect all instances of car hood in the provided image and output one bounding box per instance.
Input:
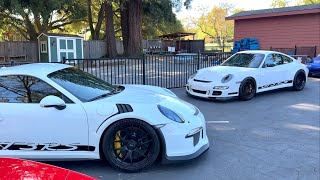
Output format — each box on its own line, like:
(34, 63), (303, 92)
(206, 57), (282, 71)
(194, 66), (256, 81)
(97, 85), (197, 116)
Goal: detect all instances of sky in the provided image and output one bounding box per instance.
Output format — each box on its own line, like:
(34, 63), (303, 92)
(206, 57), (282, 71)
(175, 0), (300, 20)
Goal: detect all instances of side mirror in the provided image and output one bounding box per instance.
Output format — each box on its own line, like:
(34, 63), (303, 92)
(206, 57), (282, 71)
(40, 96), (66, 110)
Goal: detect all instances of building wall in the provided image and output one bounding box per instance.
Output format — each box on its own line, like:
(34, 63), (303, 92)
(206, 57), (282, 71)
(234, 13), (320, 55)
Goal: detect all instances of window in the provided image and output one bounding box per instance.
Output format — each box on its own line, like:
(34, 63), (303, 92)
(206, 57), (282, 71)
(48, 68), (119, 102)
(281, 55), (293, 64)
(265, 54), (283, 67)
(221, 53), (265, 68)
(58, 39), (75, 62)
(40, 41), (47, 53)
(0, 76), (72, 103)
(67, 40), (74, 50)
(60, 39), (66, 49)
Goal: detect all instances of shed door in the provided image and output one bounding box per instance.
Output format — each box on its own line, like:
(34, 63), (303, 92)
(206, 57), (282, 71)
(58, 39), (76, 62)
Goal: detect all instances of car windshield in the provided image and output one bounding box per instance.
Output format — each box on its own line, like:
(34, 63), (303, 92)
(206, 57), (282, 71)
(48, 67), (121, 102)
(221, 53), (265, 68)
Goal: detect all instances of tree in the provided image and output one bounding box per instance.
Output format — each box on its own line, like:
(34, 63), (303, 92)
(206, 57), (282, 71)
(87, 0), (105, 40)
(119, 0), (191, 56)
(142, 0), (183, 39)
(0, 0), (87, 40)
(271, 0), (289, 8)
(105, 0), (117, 57)
(120, 0), (142, 56)
(297, 0), (320, 5)
(192, 6), (234, 47)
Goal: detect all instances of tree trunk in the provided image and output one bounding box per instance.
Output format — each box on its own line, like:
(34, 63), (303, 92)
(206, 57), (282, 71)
(120, 0), (129, 56)
(87, 0), (97, 40)
(127, 0), (142, 56)
(105, 1), (117, 57)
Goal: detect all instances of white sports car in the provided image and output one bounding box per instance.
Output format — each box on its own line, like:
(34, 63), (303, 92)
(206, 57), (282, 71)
(186, 50), (309, 100)
(0, 63), (209, 172)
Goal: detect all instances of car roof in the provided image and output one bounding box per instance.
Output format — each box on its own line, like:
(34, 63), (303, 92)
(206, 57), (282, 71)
(0, 63), (71, 77)
(237, 50), (283, 55)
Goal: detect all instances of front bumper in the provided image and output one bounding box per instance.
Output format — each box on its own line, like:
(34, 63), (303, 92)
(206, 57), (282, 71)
(155, 112), (209, 163)
(186, 79), (240, 98)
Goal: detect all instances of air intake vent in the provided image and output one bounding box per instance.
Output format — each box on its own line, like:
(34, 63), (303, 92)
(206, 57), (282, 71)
(116, 104), (133, 113)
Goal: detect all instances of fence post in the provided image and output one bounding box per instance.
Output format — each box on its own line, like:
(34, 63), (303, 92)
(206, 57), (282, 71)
(294, 45), (297, 55)
(270, 46), (273, 51)
(222, 44), (225, 53)
(142, 53), (146, 85)
(10, 60), (15, 66)
(315, 46), (317, 57)
(62, 57), (66, 64)
(197, 50), (200, 70)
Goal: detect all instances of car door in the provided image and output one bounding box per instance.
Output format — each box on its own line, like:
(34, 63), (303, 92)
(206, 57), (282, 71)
(258, 53), (289, 92)
(0, 75), (89, 156)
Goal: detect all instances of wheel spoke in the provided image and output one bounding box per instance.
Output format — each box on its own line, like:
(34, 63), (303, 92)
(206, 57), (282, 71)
(123, 150), (133, 164)
(138, 133), (148, 141)
(139, 140), (152, 145)
(134, 149), (147, 158)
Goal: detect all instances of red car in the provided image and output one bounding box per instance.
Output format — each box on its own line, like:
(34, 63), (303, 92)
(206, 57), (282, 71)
(0, 158), (97, 180)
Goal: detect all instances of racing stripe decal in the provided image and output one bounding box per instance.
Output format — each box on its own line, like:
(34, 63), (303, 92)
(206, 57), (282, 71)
(258, 80), (293, 89)
(0, 142), (95, 151)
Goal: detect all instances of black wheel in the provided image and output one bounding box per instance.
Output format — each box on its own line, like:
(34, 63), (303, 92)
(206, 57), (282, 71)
(292, 71), (306, 91)
(102, 119), (160, 172)
(239, 79), (256, 101)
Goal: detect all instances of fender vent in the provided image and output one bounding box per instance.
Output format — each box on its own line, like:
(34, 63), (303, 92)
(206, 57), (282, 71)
(116, 104), (133, 113)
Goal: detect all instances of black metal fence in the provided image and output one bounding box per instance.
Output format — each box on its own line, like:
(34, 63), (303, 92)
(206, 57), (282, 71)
(270, 46), (317, 57)
(63, 52), (232, 88)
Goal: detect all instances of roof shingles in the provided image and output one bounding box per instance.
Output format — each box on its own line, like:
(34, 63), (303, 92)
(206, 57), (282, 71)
(227, 4), (320, 19)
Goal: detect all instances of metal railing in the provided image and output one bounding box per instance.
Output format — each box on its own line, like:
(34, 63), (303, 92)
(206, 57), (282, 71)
(270, 46), (317, 57)
(63, 52), (232, 89)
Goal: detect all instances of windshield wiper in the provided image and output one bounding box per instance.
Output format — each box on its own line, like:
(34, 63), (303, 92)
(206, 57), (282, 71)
(87, 93), (111, 102)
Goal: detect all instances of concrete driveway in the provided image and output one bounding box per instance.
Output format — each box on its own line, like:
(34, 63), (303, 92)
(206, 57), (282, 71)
(49, 77), (320, 180)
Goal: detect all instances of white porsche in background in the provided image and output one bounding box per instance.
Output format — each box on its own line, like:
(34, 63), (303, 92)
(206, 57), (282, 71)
(0, 64), (209, 172)
(186, 50), (309, 100)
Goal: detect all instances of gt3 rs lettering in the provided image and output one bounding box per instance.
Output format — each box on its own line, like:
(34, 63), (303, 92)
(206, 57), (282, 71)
(0, 142), (95, 151)
(258, 80), (293, 89)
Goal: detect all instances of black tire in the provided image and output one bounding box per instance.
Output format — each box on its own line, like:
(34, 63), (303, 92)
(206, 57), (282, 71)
(292, 71), (306, 91)
(239, 78), (256, 101)
(102, 119), (160, 172)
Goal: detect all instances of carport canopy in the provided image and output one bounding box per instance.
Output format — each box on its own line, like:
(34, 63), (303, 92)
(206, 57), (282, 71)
(158, 32), (195, 40)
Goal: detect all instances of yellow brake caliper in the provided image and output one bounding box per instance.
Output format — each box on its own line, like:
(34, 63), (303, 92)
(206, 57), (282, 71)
(114, 130), (123, 158)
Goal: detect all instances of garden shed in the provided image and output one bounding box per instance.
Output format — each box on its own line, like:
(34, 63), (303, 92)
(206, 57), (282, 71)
(37, 33), (83, 63)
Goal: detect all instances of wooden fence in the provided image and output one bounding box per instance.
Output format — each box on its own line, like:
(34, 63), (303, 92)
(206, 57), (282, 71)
(83, 40), (124, 58)
(0, 41), (38, 63)
(0, 40), (125, 62)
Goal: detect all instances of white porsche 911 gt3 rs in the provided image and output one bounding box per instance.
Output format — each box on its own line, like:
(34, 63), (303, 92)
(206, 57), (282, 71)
(186, 50), (309, 100)
(0, 63), (209, 172)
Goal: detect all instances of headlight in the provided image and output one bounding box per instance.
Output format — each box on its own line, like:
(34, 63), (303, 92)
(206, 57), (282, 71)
(221, 74), (233, 83)
(190, 71), (198, 79)
(157, 105), (184, 123)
